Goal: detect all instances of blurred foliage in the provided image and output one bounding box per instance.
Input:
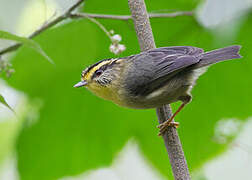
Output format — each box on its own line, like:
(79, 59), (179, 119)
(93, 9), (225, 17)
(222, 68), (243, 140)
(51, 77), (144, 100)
(0, 0), (251, 180)
(0, 119), (19, 163)
(0, 59), (15, 78)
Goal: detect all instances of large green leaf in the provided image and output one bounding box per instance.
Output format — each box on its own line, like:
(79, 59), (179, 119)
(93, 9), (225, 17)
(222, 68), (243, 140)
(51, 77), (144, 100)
(5, 1), (251, 180)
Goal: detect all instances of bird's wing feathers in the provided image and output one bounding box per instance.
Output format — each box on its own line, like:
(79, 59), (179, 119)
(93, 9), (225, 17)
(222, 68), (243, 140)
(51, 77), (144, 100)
(125, 46), (204, 96)
(149, 46), (204, 77)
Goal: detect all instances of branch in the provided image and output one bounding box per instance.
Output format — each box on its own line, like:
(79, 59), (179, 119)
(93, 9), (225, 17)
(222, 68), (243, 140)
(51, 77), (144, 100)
(128, 0), (191, 180)
(70, 11), (194, 20)
(0, 0), (85, 56)
(128, 0), (155, 51)
(156, 105), (191, 179)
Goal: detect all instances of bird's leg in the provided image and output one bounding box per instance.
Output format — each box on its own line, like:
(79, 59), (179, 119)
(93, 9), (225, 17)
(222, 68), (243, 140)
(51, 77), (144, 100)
(157, 102), (187, 136)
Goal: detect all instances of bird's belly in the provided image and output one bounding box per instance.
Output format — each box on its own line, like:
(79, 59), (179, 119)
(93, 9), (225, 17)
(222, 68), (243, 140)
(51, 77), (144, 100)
(121, 85), (190, 109)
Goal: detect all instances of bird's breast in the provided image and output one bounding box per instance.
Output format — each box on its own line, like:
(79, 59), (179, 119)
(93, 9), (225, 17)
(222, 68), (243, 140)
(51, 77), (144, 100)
(87, 82), (127, 106)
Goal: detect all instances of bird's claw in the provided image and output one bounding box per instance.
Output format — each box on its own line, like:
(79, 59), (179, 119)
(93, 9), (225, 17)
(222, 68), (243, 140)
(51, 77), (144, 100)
(157, 121), (179, 136)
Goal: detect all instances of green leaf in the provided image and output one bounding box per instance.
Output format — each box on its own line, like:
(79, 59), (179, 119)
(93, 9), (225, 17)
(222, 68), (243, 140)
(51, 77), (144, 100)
(0, 30), (53, 64)
(0, 94), (15, 113)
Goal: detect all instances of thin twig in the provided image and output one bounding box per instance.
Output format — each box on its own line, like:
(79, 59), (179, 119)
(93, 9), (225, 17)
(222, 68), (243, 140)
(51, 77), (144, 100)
(128, 0), (191, 180)
(84, 15), (112, 41)
(70, 11), (194, 20)
(0, 0), (85, 56)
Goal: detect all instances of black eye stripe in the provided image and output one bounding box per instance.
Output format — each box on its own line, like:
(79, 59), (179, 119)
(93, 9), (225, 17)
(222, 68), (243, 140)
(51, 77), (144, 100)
(91, 65), (107, 79)
(81, 59), (110, 77)
(95, 69), (103, 76)
(87, 59), (112, 73)
(83, 58), (120, 80)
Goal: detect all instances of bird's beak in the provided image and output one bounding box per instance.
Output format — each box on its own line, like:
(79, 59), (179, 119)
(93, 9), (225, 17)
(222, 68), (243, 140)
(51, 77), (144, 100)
(74, 80), (88, 88)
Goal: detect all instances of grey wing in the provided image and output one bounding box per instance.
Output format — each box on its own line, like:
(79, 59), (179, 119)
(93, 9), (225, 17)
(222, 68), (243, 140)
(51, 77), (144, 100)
(124, 46), (204, 96)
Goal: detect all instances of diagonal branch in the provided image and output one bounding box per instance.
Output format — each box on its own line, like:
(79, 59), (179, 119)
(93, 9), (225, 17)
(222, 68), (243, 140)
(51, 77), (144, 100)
(128, 0), (191, 179)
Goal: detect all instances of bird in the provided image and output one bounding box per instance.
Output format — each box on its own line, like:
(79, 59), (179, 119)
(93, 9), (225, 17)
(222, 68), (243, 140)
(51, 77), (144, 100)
(74, 45), (242, 135)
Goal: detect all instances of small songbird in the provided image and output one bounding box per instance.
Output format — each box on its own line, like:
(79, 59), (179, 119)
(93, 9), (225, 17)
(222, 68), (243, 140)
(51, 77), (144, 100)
(74, 45), (241, 134)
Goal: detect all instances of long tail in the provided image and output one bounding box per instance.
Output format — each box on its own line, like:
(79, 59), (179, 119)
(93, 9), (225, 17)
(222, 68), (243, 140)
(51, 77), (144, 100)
(196, 45), (242, 68)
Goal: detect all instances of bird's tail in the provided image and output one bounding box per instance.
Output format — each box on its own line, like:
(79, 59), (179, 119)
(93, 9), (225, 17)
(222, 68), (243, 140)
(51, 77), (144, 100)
(196, 45), (242, 68)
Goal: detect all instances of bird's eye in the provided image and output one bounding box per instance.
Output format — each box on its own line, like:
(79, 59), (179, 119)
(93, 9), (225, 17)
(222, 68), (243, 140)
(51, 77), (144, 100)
(95, 70), (103, 76)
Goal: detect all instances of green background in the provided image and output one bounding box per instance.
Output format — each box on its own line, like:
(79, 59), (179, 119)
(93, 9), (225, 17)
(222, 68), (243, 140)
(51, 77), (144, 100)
(1, 0), (251, 179)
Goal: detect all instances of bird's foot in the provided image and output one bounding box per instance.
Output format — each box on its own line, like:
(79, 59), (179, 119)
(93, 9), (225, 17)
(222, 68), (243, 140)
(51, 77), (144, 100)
(157, 121), (179, 136)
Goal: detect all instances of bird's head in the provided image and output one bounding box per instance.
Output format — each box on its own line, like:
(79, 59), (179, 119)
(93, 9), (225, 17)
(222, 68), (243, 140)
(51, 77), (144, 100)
(74, 58), (122, 101)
